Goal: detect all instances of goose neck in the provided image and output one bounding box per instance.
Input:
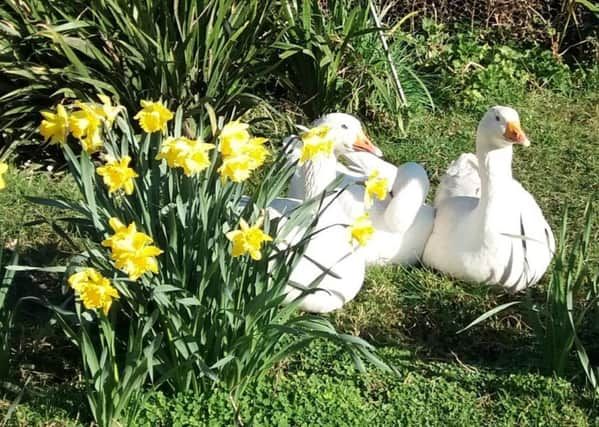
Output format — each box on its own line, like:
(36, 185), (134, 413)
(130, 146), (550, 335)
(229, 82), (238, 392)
(303, 155), (337, 199)
(476, 140), (513, 200)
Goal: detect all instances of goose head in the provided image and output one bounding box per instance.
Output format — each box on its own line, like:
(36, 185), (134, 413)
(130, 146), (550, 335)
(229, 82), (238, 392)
(312, 113), (382, 158)
(476, 106), (530, 151)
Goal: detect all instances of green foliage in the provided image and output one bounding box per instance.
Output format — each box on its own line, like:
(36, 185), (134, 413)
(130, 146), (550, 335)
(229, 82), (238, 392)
(0, 0), (431, 150)
(129, 343), (592, 426)
(402, 20), (588, 110)
(0, 0), (276, 144)
(52, 305), (160, 427)
(534, 200), (598, 382)
(30, 99), (386, 425)
(271, 0), (373, 119)
(8, 342), (595, 426)
(0, 240), (18, 379)
(270, 1), (430, 129)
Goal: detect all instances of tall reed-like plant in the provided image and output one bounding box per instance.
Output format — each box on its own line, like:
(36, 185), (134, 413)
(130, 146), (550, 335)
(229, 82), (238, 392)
(271, 0), (373, 119)
(460, 199), (598, 387)
(536, 200), (598, 382)
(32, 96), (386, 425)
(0, 0), (275, 144)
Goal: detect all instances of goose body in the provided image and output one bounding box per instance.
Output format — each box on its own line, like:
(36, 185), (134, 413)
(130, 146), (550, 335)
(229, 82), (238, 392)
(341, 160), (434, 265)
(433, 153), (480, 206)
(288, 114), (435, 266)
(423, 107), (555, 291)
(270, 115), (381, 313)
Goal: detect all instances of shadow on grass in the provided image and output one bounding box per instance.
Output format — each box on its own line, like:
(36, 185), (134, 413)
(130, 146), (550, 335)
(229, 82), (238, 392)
(334, 265), (540, 371)
(3, 241), (80, 391)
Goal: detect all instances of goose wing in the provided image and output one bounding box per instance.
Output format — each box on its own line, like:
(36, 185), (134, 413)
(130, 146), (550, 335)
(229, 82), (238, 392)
(434, 153), (481, 207)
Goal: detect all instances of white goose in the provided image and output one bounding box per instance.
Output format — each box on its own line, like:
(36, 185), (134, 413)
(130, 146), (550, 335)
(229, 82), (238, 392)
(339, 152), (435, 265)
(422, 106), (555, 291)
(269, 116), (381, 313)
(289, 113), (434, 265)
(286, 113), (382, 201)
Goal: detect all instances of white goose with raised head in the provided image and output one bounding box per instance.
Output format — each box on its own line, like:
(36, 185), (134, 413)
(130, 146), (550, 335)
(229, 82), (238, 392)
(423, 106), (555, 291)
(270, 116), (381, 313)
(292, 113), (434, 266)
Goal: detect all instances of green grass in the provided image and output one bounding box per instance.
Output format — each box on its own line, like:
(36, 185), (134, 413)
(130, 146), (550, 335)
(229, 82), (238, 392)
(0, 165), (79, 254)
(6, 343), (596, 426)
(1, 87), (598, 425)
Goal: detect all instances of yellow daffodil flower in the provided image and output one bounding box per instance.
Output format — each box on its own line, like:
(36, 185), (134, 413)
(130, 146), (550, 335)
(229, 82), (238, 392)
(226, 217), (273, 260)
(0, 163), (7, 190)
(216, 121), (270, 182)
(245, 137), (270, 169)
(217, 155), (253, 183)
(68, 102), (105, 153)
(96, 94), (122, 126)
(218, 120), (251, 156)
(364, 170), (389, 208)
(69, 102), (102, 139)
(80, 125), (104, 153)
(101, 218), (163, 280)
(96, 156), (139, 195)
(156, 136), (215, 176)
(68, 268), (119, 315)
(134, 100), (173, 133)
(299, 125), (333, 163)
(349, 213), (375, 247)
(40, 104), (70, 145)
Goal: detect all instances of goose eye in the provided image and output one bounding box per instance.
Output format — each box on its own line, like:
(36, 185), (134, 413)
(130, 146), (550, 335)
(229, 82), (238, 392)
(341, 124), (348, 130)
(495, 115), (500, 122)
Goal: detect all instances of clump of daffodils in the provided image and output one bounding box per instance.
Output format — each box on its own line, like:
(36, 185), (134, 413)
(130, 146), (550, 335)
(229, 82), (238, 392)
(226, 217), (273, 261)
(349, 213), (375, 247)
(156, 136), (215, 176)
(299, 125), (333, 163)
(217, 121), (270, 182)
(101, 218), (164, 281)
(38, 98), (275, 322)
(68, 268), (119, 315)
(39, 94), (123, 153)
(364, 170), (389, 209)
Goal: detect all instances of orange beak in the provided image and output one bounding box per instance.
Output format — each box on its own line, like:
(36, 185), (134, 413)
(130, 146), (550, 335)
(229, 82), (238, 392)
(504, 121), (530, 147)
(353, 131), (382, 157)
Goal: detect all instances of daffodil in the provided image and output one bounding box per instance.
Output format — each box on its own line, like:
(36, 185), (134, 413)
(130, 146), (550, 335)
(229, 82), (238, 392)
(156, 136), (215, 176)
(349, 213), (375, 247)
(134, 100), (173, 133)
(96, 156), (139, 195)
(299, 125), (333, 163)
(101, 218), (163, 280)
(95, 94), (122, 126)
(244, 137), (270, 169)
(218, 120), (251, 156)
(40, 104), (70, 145)
(80, 125), (104, 153)
(218, 156), (253, 183)
(68, 268), (119, 315)
(69, 102), (102, 139)
(68, 102), (105, 153)
(216, 120), (270, 182)
(226, 217), (272, 260)
(0, 163), (7, 190)
(364, 170), (389, 208)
